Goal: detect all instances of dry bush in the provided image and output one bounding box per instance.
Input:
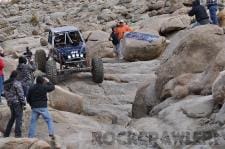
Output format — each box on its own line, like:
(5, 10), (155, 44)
(30, 14), (39, 26)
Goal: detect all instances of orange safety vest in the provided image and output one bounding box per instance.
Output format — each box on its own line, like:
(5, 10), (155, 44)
(115, 24), (132, 40)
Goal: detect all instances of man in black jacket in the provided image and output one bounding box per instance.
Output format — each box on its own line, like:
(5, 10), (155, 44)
(27, 76), (55, 139)
(109, 25), (120, 56)
(188, 0), (210, 27)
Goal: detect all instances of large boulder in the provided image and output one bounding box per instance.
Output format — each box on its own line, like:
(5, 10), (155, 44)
(212, 70), (225, 104)
(86, 30), (109, 42)
(85, 30), (115, 59)
(160, 15), (191, 35)
(121, 32), (167, 61)
(156, 25), (225, 100)
(48, 85), (83, 114)
(181, 96), (214, 118)
(132, 76), (160, 118)
(0, 138), (50, 149)
(160, 71), (217, 99)
(86, 41), (115, 61)
(136, 14), (171, 35)
(2, 37), (41, 53)
(40, 38), (48, 46)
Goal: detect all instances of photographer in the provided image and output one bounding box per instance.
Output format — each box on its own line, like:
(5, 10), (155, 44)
(27, 76), (55, 139)
(4, 70), (26, 138)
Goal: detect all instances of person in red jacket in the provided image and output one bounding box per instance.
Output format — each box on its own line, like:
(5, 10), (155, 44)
(0, 50), (5, 104)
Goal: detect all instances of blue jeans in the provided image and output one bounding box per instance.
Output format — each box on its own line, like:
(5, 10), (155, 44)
(113, 43), (120, 56)
(28, 108), (54, 138)
(0, 75), (4, 102)
(209, 5), (218, 25)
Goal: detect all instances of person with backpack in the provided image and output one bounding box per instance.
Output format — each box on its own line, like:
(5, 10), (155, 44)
(109, 25), (120, 56)
(206, 0), (219, 25)
(188, 0), (210, 28)
(4, 70), (26, 138)
(16, 56), (36, 96)
(27, 76), (55, 139)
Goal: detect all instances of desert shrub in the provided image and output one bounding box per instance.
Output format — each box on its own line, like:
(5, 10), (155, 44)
(30, 14), (39, 26)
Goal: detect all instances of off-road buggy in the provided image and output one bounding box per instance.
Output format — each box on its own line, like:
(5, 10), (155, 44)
(35, 26), (104, 83)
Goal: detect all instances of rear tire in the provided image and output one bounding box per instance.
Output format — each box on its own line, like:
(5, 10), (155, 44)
(35, 50), (46, 72)
(46, 60), (58, 84)
(92, 58), (104, 83)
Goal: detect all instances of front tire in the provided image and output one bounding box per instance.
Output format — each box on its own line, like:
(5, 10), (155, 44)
(46, 60), (58, 84)
(92, 58), (104, 83)
(35, 50), (46, 72)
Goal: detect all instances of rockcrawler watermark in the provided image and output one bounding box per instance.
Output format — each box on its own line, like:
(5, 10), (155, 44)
(91, 130), (225, 147)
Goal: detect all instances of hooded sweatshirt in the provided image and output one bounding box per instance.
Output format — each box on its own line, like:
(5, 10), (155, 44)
(16, 63), (36, 86)
(188, 0), (209, 22)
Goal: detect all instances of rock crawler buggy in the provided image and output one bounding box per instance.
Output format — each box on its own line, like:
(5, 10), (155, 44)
(35, 26), (104, 83)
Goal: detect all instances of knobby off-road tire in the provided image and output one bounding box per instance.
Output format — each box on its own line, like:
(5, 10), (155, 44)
(46, 60), (58, 84)
(92, 58), (104, 83)
(35, 50), (46, 72)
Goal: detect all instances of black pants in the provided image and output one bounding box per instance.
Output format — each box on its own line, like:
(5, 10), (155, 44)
(4, 102), (23, 137)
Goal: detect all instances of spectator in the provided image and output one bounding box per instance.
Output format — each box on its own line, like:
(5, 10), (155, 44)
(115, 20), (132, 59)
(4, 70), (26, 138)
(115, 20), (132, 40)
(23, 47), (33, 62)
(188, 0), (210, 28)
(188, 0), (209, 27)
(0, 50), (4, 104)
(27, 76), (55, 139)
(109, 25), (120, 56)
(16, 56), (36, 96)
(207, 0), (219, 25)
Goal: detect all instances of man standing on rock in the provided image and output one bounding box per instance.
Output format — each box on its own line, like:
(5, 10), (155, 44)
(27, 76), (55, 139)
(206, 0), (219, 25)
(115, 20), (132, 59)
(4, 70), (26, 138)
(109, 25), (120, 56)
(188, 0), (210, 27)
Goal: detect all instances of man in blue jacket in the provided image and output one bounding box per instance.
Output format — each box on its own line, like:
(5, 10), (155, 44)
(27, 76), (55, 139)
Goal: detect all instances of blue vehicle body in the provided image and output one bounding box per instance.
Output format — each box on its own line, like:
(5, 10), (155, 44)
(42, 26), (104, 84)
(48, 26), (87, 64)
(56, 43), (86, 61)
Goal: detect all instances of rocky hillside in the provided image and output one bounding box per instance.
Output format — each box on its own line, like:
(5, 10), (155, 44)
(2, 0), (225, 149)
